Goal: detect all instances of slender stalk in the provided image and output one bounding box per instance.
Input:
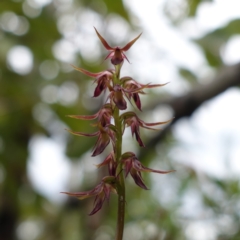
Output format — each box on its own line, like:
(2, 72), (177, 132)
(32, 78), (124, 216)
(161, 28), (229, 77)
(113, 64), (125, 240)
(114, 107), (125, 240)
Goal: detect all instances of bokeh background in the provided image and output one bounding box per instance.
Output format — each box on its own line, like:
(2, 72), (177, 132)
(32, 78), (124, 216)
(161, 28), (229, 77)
(1, 0), (240, 239)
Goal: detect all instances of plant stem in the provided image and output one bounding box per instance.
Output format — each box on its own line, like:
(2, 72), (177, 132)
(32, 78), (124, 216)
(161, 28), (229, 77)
(113, 65), (125, 240)
(114, 107), (125, 240)
(116, 173), (125, 240)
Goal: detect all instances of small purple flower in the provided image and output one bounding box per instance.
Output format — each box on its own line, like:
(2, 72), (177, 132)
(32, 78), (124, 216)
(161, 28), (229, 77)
(67, 123), (116, 156)
(121, 152), (174, 189)
(67, 103), (113, 127)
(108, 84), (127, 110)
(96, 152), (117, 176)
(61, 176), (117, 215)
(121, 112), (171, 147)
(121, 77), (168, 111)
(94, 27), (142, 65)
(72, 65), (114, 97)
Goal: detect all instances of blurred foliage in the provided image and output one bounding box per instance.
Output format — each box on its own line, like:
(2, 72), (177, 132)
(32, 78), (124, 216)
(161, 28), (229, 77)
(0, 0), (240, 240)
(179, 67), (197, 84)
(186, 0), (213, 17)
(195, 19), (240, 66)
(81, 0), (130, 21)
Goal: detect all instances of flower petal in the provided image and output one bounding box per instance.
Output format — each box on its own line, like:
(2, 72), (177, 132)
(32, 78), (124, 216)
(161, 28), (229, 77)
(144, 82), (169, 88)
(96, 152), (117, 176)
(89, 195), (105, 215)
(93, 79), (107, 97)
(142, 119), (172, 127)
(66, 129), (99, 137)
(92, 133), (110, 156)
(71, 65), (102, 78)
(61, 190), (97, 200)
(67, 114), (98, 120)
(94, 27), (113, 50)
(132, 158), (175, 174)
(133, 93), (141, 110)
(135, 131), (145, 147)
(121, 33), (142, 51)
(142, 167), (175, 174)
(113, 89), (127, 110)
(130, 169), (148, 190)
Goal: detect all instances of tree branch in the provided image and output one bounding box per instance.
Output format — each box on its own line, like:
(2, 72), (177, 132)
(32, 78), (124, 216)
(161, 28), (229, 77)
(140, 62), (240, 160)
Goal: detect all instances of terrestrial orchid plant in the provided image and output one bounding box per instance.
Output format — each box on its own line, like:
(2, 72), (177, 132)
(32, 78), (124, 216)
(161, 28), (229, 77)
(61, 28), (174, 240)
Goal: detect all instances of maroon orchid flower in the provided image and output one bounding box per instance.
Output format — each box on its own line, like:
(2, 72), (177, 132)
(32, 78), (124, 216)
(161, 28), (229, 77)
(72, 65), (114, 97)
(61, 176), (117, 215)
(67, 103), (113, 127)
(94, 27), (142, 65)
(121, 77), (168, 110)
(121, 112), (171, 147)
(107, 84), (145, 110)
(96, 152), (117, 176)
(107, 84), (127, 110)
(121, 152), (174, 189)
(67, 123), (116, 156)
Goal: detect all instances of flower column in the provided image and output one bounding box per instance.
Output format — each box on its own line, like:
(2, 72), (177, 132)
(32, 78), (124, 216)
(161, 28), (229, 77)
(62, 28), (174, 240)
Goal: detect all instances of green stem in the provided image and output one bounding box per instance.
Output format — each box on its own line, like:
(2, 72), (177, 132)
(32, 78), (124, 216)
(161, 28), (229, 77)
(113, 64), (125, 240)
(116, 174), (125, 240)
(114, 107), (125, 240)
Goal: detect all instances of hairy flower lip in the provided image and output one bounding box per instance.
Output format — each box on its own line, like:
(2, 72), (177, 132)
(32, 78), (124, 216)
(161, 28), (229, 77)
(94, 27), (142, 65)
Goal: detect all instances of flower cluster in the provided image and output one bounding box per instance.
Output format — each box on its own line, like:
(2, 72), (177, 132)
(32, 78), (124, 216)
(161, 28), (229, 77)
(62, 28), (174, 215)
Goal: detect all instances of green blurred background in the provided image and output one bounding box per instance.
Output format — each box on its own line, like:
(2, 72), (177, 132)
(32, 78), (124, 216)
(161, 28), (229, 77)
(1, 0), (240, 239)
